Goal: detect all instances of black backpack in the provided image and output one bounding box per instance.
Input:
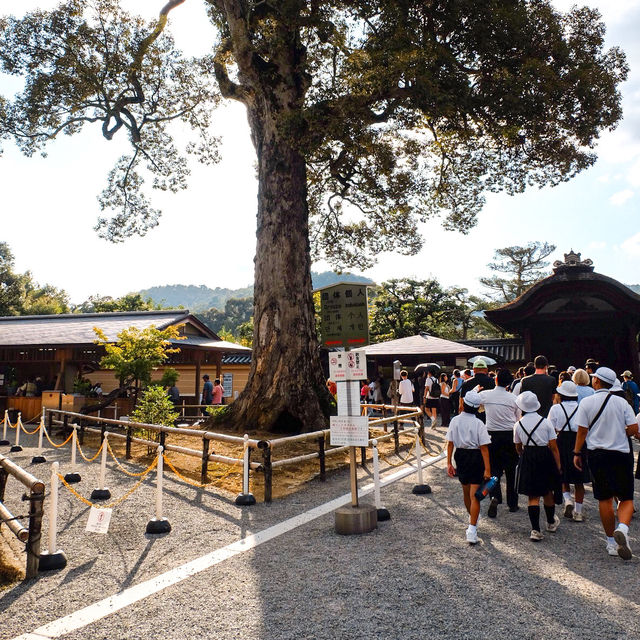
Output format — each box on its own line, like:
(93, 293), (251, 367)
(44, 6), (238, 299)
(430, 379), (441, 398)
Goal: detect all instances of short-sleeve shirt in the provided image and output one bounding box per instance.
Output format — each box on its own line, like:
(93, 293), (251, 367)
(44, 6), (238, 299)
(574, 390), (636, 453)
(576, 385), (595, 404)
(478, 386), (520, 431)
(399, 379), (414, 403)
(460, 373), (495, 399)
(202, 380), (214, 403)
(514, 413), (557, 447)
(424, 376), (437, 399)
(520, 373), (557, 416)
(446, 413), (491, 449)
(548, 401), (579, 433)
(212, 384), (224, 404)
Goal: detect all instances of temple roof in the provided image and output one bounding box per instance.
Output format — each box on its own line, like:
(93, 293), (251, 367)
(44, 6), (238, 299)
(363, 333), (484, 357)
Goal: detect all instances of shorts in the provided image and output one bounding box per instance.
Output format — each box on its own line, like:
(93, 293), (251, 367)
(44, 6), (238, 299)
(454, 448), (485, 485)
(587, 449), (634, 501)
(425, 398), (440, 409)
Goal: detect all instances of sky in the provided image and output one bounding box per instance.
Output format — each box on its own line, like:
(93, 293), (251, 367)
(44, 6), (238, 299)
(1, 0), (640, 305)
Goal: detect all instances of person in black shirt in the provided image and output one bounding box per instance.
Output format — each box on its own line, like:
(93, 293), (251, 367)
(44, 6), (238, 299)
(520, 355), (557, 417)
(458, 359), (496, 421)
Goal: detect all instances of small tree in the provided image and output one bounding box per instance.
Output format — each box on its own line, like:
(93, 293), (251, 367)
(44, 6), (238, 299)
(94, 324), (183, 401)
(131, 385), (179, 426)
(159, 367), (180, 388)
(480, 242), (557, 303)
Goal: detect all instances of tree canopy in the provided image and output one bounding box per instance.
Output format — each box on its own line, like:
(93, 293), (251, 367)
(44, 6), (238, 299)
(75, 293), (163, 313)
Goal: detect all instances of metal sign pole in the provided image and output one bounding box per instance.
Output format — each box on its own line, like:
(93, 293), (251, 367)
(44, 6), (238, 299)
(345, 378), (359, 508)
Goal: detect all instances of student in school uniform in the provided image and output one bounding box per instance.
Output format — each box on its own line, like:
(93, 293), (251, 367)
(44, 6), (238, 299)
(514, 391), (562, 541)
(446, 391), (492, 545)
(574, 367), (638, 559)
(547, 381), (589, 522)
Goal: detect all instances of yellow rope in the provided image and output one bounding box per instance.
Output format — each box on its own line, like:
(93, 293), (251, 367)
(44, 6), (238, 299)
(43, 426), (74, 448)
(106, 438), (158, 477)
(162, 447), (244, 488)
(378, 442), (417, 468)
(4, 416), (17, 429)
(76, 437), (105, 463)
(56, 456), (158, 510)
(20, 419), (42, 436)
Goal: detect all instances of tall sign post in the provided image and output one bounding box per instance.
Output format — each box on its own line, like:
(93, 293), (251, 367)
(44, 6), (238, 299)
(329, 349), (377, 534)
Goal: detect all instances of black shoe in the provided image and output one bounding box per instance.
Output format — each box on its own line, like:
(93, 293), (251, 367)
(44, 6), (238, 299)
(488, 498), (498, 518)
(508, 505), (520, 513)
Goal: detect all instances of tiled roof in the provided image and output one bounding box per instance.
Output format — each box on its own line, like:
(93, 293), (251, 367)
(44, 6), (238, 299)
(171, 336), (251, 352)
(464, 339), (525, 363)
(0, 310), (192, 346)
(222, 354), (252, 364)
(363, 334), (484, 356)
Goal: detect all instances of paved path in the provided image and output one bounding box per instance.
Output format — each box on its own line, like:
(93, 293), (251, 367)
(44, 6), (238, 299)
(3, 428), (640, 640)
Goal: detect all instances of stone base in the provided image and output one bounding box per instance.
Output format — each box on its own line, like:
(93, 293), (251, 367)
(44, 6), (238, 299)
(146, 518), (171, 535)
(412, 484), (432, 495)
(9, 445), (23, 453)
(90, 488), (111, 501)
(31, 455), (47, 464)
(0, 439), (10, 446)
(235, 493), (256, 506)
(335, 503), (377, 535)
(64, 472), (81, 484)
(376, 507), (391, 522)
(39, 550), (68, 572)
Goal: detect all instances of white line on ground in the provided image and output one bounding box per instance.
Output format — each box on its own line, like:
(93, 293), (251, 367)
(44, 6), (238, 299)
(12, 452), (445, 640)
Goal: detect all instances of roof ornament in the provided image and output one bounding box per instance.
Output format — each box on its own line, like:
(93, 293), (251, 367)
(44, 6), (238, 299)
(552, 249), (594, 274)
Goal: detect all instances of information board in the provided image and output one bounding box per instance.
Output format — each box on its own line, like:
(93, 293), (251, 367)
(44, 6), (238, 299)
(222, 373), (233, 398)
(328, 349), (367, 382)
(319, 283), (369, 348)
(330, 415), (369, 447)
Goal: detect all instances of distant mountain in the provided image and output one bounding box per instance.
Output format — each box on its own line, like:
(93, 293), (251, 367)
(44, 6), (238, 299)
(139, 271), (375, 311)
(626, 284), (640, 295)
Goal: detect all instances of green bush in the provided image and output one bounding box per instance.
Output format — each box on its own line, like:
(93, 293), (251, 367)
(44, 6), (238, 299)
(131, 385), (179, 427)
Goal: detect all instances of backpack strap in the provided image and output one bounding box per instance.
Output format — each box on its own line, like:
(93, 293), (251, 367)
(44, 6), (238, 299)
(587, 393), (612, 430)
(558, 404), (579, 433)
(519, 417), (545, 447)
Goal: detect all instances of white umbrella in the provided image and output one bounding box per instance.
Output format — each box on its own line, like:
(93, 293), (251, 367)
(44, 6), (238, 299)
(468, 355), (497, 366)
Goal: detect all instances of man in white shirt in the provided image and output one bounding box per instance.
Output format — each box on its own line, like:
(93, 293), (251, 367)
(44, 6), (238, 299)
(479, 369), (521, 517)
(398, 370), (414, 406)
(574, 367), (638, 560)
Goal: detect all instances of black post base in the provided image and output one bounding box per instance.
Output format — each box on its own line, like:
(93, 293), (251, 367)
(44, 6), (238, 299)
(90, 488), (111, 501)
(64, 472), (81, 484)
(10, 445), (23, 453)
(0, 439), (10, 446)
(146, 518), (171, 534)
(377, 507), (391, 521)
(235, 493), (256, 506)
(39, 550), (68, 572)
(412, 484), (432, 495)
(32, 455), (47, 464)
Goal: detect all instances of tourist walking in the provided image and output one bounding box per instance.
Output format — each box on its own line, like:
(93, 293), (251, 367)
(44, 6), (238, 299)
(458, 359), (495, 416)
(423, 370), (440, 423)
(574, 367), (638, 559)
(514, 391), (562, 542)
(572, 368), (595, 403)
(201, 374), (213, 415)
(520, 355), (557, 417)
(547, 381), (589, 521)
(450, 369), (462, 416)
(398, 370), (414, 406)
(479, 369), (521, 517)
(621, 370), (640, 414)
(445, 391), (491, 545)
(439, 373), (451, 427)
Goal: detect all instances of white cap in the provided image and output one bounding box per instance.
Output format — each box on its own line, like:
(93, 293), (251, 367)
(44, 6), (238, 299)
(556, 381), (578, 398)
(567, 366), (576, 373)
(516, 391), (541, 413)
(611, 379), (623, 392)
(593, 367), (617, 386)
(463, 391), (482, 408)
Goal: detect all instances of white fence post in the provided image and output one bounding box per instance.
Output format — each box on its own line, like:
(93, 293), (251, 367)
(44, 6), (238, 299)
(63, 425), (81, 483)
(146, 446), (171, 534)
(39, 461), (67, 571)
(32, 413), (47, 464)
(10, 412), (23, 452)
(0, 410), (9, 446)
(372, 439), (390, 521)
(91, 432), (111, 500)
(412, 432), (432, 495)
(235, 434), (256, 506)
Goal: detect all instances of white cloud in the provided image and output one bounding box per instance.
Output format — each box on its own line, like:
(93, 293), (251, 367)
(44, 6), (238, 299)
(609, 189), (635, 206)
(628, 158), (640, 188)
(588, 241), (607, 250)
(621, 233), (640, 257)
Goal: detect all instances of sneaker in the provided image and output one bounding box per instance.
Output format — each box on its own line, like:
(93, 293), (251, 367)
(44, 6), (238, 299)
(606, 541), (619, 556)
(487, 497), (499, 518)
(572, 512), (584, 523)
(546, 515), (560, 533)
(530, 530), (544, 541)
(563, 501), (574, 519)
(614, 528), (632, 560)
(466, 529), (478, 545)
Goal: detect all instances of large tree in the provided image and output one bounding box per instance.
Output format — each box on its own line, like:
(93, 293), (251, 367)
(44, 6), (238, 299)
(0, 1), (627, 431)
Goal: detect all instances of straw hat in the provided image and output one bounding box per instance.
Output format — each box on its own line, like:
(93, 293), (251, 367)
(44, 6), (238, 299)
(516, 391), (541, 413)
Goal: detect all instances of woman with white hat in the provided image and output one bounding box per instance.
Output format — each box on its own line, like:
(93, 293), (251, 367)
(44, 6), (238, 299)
(514, 391), (562, 541)
(547, 381), (589, 522)
(446, 391), (492, 545)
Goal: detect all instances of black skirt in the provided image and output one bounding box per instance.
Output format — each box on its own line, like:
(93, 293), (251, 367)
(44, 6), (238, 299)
(557, 431), (590, 484)
(517, 446), (559, 497)
(454, 448), (485, 485)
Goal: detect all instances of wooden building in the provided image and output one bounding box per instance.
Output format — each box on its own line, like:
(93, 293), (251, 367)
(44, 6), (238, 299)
(0, 310), (251, 418)
(485, 251), (640, 377)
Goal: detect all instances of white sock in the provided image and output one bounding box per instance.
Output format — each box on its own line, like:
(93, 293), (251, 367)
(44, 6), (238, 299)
(617, 523), (629, 535)
(468, 524), (477, 533)
(563, 492), (572, 502)
(575, 502), (583, 514)
(607, 536), (615, 545)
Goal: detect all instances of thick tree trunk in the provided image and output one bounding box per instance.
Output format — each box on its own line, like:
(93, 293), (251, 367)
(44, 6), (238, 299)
(222, 109), (331, 433)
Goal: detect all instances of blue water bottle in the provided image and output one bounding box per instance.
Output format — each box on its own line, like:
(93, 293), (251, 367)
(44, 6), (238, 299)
(474, 476), (498, 501)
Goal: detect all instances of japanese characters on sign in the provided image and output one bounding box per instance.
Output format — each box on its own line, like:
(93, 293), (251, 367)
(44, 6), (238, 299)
(328, 349), (367, 382)
(319, 283), (369, 349)
(330, 415), (369, 447)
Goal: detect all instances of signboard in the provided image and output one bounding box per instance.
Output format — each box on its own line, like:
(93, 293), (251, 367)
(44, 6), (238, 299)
(330, 415), (369, 447)
(328, 349), (367, 382)
(336, 380), (361, 416)
(86, 506), (112, 534)
(222, 373), (233, 398)
(319, 283), (369, 348)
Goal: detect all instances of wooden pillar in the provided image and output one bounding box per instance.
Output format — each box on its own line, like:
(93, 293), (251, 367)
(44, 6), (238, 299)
(523, 328), (532, 364)
(194, 351), (202, 406)
(215, 351), (222, 380)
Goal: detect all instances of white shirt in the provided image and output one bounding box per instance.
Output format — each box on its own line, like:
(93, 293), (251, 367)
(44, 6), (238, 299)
(398, 378), (414, 403)
(512, 381), (522, 396)
(514, 413), (557, 447)
(446, 412), (491, 449)
(478, 386), (520, 431)
(424, 376), (436, 399)
(548, 401), (579, 433)
(575, 390), (636, 453)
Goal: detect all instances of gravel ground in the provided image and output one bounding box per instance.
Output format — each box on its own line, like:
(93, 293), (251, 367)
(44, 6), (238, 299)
(2, 426), (640, 640)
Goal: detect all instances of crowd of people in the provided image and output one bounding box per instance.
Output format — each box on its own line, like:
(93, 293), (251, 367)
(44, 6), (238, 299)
(443, 355), (639, 560)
